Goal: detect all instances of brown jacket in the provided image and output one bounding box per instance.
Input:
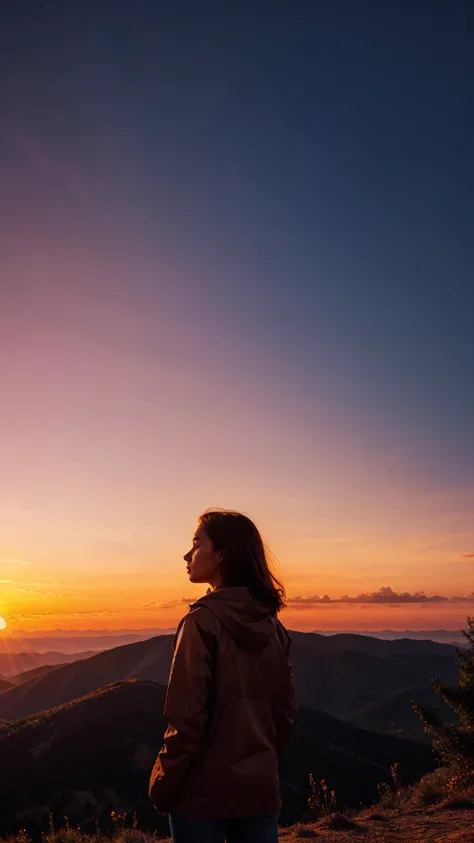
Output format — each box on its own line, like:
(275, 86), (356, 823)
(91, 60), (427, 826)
(149, 586), (296, 819)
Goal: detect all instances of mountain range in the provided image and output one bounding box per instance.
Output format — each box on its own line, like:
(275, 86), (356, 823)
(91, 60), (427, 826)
(0, 678), (434, 836)
(1, 630), (175, 654)
(0, 631), (460, 740)
(0, 650), (98, 677)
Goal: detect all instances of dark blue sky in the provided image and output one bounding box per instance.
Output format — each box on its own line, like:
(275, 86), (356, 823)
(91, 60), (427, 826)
(1, 0), (473, 490)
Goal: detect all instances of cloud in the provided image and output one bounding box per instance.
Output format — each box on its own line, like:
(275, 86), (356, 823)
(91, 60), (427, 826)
(288, 595), (332, 605)
(463, 553), (474, 558)
(451, 593), (474, 601)
(140, 597), (194, 610)
(9, 610), (118, 620)
(340, 587), (449, 604)
(286, 586), (473, 606)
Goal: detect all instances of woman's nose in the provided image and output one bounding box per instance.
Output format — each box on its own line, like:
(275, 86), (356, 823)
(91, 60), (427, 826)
(184, 550), (192, 562)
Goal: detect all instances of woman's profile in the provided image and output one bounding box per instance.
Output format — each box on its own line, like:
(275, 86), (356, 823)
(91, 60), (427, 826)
(149, 509), (297, 842)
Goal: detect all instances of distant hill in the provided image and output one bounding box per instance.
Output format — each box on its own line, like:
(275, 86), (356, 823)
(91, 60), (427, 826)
(313, 629), (468, 647)
(4, 630), (176, 655)
(289, 631), (459, 731)
(8, 663), (65, 685)
(303, 631), (461, 658)
(0, 651), (99, 677)
(0, 632), (460, 741)
(0, 678), (13, 693)
(348, 683), (454, 741)
(279, 703), (434, 824)
(0, 635), (173, 721)
(0, 679), (434, 836)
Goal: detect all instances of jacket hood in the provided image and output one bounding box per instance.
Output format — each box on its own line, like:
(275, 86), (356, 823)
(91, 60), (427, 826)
(190, 587), (277, 652)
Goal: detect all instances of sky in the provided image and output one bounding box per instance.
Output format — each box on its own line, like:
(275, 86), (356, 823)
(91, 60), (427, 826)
(0, 0), (473, 636)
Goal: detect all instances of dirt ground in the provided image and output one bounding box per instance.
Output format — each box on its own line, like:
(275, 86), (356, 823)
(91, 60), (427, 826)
(279, 805), (474, 842)
(159, 805), (474, 841)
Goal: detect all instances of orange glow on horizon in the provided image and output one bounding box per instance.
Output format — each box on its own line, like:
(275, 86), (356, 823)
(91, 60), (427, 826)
(2, 583), (473, 636)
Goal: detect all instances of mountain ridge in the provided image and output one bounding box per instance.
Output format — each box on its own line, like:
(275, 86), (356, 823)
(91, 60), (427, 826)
(0, 631), (461, 740)
(0, 678), (435, 835)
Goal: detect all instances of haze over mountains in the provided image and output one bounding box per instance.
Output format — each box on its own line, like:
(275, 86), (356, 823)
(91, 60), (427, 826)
(1, 629), (175, 654)
(4, 626), (468, 654)
(0, 650), (99, 677)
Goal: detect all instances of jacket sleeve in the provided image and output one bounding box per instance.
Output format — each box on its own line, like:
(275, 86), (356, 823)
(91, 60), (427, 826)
(275, 625), (297, 756)
(149, 608), (216, 813)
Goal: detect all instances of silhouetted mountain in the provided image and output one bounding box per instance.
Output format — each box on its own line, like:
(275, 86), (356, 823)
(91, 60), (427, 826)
(0, 632), (459, 742)
(290, 631), (459, 727)
(0, 680), (168, 838)
(0, 678), (13, 693)
(8, 664), (65, 685)
(313, 629), (468, 647)
(302, 630), (461, 658)
(347, 683), (454, 741)
(0, 635), (173, 721)
(0, 679), (434, 835)
(0, 651), (99, 677)
(279, 704), (434, 824)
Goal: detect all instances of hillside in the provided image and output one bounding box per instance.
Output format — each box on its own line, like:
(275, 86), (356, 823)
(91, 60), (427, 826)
(0, 635), (173, 720)
(0, 679), (434, 836)
(8, 663), (66, 685)
(0, 680), (169, 838)
(313, 629), (468, 647)
(348, 683), (454, 740)
(0, 650), (98, 677)
(0, 677), (13, 692)
(289, 632), (459, 732)
(0, 631), (459, 742)
(304, 631), (462, 659)
(278, 703), (434, 824)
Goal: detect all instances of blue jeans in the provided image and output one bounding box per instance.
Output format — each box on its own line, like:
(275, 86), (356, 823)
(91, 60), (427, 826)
(169, 812), (279, 842)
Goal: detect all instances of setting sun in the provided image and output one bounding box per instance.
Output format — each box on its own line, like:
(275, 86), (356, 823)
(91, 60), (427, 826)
(0, 618), (6, 630)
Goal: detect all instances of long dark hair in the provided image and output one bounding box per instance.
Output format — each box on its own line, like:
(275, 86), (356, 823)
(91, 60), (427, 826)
(198, 509), (286, 613)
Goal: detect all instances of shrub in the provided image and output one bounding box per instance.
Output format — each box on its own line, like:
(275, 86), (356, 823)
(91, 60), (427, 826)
(376, 762), (403, 810)
(410, 768), (452, 806)
(307, 774), (337, 819)
(413, 617), (474, 795)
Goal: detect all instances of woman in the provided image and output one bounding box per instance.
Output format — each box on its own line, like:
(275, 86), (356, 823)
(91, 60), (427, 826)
(149, 509), (296, 843)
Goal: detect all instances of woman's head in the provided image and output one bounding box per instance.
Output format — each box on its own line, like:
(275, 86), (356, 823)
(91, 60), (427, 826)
(183, 510), (286, 613)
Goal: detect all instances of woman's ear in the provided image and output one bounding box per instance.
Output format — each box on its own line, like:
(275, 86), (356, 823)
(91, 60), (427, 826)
(216, 548), (225, 564)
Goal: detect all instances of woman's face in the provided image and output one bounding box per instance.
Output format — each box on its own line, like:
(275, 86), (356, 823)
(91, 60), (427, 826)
(184, 524), (223, 587)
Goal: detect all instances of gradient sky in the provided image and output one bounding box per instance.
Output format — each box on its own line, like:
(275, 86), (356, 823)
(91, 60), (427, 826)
(1, 0), (473, 635)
